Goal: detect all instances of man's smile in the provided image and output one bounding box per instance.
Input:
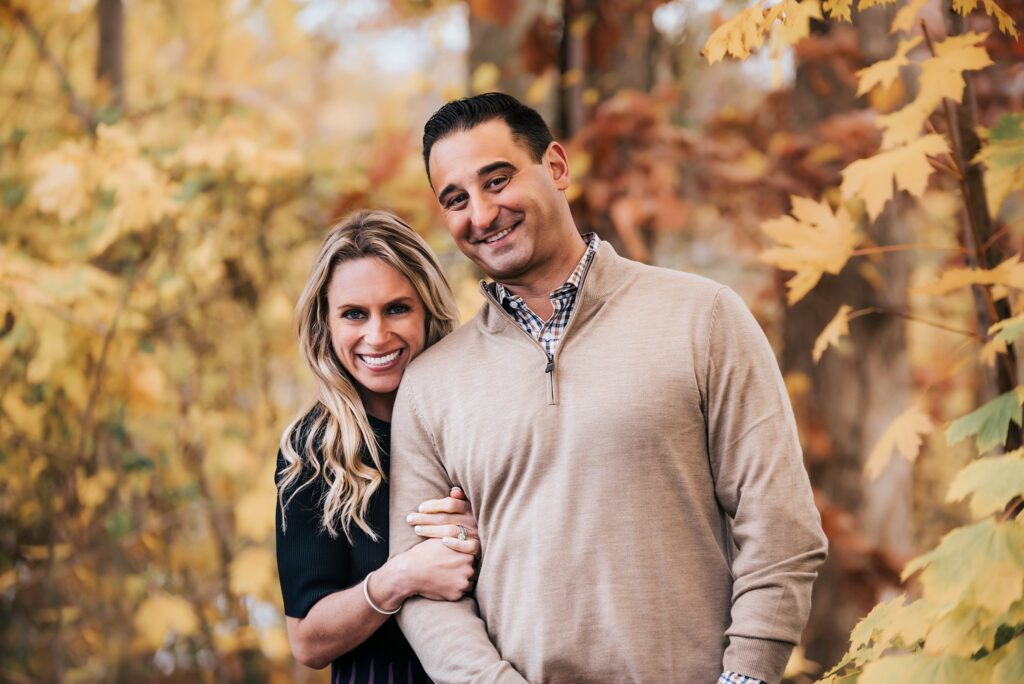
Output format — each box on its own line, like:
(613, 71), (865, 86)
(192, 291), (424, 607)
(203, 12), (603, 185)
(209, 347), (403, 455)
(477, 219), (522, 246)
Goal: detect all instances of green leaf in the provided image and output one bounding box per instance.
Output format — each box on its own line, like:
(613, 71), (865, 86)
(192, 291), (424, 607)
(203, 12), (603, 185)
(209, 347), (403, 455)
(860, 652), (988, 684)
(175, 173), (214, 202)
(1, 179), (25, 208)
(903, 518), (1024, 615)
(947, 449), (1024, 518)
(946, 388), (1024, 453)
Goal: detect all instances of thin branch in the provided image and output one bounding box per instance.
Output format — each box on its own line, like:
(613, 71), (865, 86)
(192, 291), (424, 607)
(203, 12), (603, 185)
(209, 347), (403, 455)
(921, 19), (1017, 386)
(75, 261), (152, 463)
(0, 0), (94, 133)
(927, 154), (963, 180)
(848, 306), (981, 339)
(850, 244), (966, 256)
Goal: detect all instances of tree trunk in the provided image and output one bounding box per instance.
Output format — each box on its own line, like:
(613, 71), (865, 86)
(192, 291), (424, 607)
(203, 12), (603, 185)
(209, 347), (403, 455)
(96, 0), (124, 110)
(469, 0), (560, 127)
(559, 0), (658, 137)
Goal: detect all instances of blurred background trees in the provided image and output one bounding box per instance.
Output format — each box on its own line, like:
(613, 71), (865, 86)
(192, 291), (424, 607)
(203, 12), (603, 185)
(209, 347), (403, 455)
(0, 0), (1021, 681)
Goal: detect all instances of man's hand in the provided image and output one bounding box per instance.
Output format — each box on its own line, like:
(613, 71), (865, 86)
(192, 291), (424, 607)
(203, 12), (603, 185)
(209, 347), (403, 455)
(408, 486), (480, 556)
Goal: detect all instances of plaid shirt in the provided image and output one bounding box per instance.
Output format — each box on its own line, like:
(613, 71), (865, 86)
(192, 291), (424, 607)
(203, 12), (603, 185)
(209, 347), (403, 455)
(489, 232), (766, 684)
(488, 232), (599, 360)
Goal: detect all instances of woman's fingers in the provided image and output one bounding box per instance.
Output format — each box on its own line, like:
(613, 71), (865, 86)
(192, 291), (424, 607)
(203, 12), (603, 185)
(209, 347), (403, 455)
(442, 536), (480, 557)
(416, 496), (469, 515)
(414, 523), (476, 540)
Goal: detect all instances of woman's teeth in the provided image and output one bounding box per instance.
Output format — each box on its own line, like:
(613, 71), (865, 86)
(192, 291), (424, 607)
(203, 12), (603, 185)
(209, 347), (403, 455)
(360, 350), (401, 367)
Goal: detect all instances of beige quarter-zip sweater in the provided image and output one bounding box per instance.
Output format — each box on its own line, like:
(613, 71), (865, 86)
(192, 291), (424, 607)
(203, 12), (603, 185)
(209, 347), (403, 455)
(389, 242), (827, 684)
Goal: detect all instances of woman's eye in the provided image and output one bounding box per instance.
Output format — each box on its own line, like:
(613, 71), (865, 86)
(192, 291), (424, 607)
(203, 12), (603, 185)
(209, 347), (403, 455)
(388, 304), (410, 315)
(341, 310), (365, 320)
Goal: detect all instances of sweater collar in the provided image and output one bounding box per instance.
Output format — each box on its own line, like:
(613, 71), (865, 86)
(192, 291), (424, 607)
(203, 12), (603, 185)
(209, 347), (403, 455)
(477, 239), (629, 335)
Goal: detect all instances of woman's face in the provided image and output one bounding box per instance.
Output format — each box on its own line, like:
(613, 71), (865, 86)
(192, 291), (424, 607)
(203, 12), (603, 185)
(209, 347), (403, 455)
(326, 257), (427, 420)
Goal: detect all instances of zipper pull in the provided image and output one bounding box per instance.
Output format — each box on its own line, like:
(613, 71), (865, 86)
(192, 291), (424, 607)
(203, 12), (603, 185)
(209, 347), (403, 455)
(545, 354), (554, 374)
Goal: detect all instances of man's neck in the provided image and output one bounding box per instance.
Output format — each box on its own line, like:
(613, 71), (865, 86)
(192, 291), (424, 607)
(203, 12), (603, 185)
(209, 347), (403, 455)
(497, 236), (588, 322)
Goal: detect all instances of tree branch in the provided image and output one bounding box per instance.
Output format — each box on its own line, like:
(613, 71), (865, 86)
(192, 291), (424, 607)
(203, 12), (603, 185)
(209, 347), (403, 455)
(0, 0), (94, 133)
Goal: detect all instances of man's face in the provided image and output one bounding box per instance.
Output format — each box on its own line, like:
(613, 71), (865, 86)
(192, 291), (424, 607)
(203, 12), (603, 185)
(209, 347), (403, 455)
(428, 119), (570, 283)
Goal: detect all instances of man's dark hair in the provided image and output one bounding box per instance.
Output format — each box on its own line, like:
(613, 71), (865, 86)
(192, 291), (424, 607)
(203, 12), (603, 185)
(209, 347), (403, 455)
(422, 92), (554, 182)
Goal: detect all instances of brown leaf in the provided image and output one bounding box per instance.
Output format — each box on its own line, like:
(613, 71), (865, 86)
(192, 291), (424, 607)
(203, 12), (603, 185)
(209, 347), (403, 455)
(469, 0), (519, 26)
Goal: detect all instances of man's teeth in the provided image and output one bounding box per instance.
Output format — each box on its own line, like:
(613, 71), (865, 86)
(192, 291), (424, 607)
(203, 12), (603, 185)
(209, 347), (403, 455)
(484, 226), (514, 244)
(360, 350), (401, 367)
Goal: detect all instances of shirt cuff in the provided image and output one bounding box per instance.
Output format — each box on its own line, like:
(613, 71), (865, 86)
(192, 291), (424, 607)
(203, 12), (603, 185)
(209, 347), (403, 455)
(722, 635), (793, 684)
(719, 672), (766, 684)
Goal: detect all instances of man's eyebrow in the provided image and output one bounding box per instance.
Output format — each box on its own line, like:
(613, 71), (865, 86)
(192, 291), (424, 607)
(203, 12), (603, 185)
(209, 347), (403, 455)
(437, 161), (518, 204)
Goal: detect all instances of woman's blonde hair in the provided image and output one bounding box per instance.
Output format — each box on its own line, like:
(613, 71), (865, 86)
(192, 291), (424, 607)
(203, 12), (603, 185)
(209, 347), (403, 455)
(277, 209), (458, 541)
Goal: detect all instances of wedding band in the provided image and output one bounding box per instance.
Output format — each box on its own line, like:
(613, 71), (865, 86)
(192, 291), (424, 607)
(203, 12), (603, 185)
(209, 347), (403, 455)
(457, 524), (468, 542)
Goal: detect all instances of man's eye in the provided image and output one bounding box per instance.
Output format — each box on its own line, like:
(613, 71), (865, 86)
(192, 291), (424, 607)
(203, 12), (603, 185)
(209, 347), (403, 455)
(446, 193), (467, 209)
(486, 176), (509, 190)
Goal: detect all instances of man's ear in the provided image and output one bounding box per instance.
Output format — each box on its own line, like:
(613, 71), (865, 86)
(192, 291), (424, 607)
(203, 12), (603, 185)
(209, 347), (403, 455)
(544, 142), (571, 191)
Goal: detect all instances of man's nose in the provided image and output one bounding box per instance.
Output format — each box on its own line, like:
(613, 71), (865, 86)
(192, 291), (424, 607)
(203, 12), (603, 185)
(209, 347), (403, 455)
(469, 195), (499, 232)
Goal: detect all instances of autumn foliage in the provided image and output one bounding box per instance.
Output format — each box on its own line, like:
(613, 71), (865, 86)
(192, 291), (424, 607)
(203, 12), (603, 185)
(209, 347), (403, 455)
(1, 0), (1023, 682)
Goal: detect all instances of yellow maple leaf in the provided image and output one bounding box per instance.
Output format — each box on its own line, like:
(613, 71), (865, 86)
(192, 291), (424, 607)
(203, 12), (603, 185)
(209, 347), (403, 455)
(133, 594), (199, 650)
(913, 254), (1024, 296)
(760, 196), (860, 304)
(952, 0), (1018, 37)
(235, 488), (276, 542)
(29, 141), (92, 223)
(76, 468), (117, 510)
(813, 304), (853, 363)
(864, 406), (933, 479)
(776, 0), (823, 45)
(856, 36), (922, 96)
(840, 133), (950, 220)
(857, 0), (902, 9)
(525, 70), (555, 105)
(823, 0), (853, 22)
(703, 2), (769, 64)
(891, 0), (930, 33)
(471, 62), (501, 93)
(877, 33), (992, 148)
(229, 547), (277, 599)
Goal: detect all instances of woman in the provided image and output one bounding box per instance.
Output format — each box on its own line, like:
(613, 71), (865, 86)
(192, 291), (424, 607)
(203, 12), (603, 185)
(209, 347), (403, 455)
(275, 210), (477, 682)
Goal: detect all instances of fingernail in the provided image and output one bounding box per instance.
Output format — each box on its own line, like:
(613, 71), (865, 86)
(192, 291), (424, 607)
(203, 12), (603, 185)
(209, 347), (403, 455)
(418, 504), (425, 512)
(414, 526), (422, 533)
(406, 514), (414, 523)
(442, 537), (452, 544)
(452, 486), (463, 493)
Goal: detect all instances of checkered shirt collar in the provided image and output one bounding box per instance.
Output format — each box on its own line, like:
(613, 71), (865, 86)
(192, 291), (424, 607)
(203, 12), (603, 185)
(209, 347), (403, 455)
(490, 232), (600, 308)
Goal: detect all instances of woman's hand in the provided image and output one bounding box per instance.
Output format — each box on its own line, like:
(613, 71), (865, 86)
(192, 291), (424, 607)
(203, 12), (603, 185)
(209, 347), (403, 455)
(387, 538), (475, 602)
(407, 486), (480, 556)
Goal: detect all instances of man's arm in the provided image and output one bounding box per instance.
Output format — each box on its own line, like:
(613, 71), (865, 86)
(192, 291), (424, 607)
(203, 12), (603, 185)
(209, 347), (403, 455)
(704, 287), (828, 684)
(389, 377), (527, 684)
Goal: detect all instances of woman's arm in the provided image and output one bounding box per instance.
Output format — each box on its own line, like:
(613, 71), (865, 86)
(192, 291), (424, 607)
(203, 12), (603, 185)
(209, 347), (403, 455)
(285, 537), (475, 668)
(280, 485), (479, 669)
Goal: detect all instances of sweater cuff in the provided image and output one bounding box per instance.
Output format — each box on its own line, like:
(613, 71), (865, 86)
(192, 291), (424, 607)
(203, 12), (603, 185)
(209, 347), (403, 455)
(722, 636), (793, 684)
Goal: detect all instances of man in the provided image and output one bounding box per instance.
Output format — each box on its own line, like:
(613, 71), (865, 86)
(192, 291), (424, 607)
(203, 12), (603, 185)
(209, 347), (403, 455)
(389, 92), (827, 684)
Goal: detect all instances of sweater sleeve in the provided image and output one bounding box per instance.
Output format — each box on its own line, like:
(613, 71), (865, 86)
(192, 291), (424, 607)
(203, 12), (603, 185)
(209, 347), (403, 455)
(389, 377), (528, 684)
(274, 449), (349, 619)
(704, 287), (828, 684)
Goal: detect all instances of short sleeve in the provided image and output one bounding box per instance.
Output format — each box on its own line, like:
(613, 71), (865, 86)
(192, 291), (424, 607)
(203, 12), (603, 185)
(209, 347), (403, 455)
(274, 449), (351, 619)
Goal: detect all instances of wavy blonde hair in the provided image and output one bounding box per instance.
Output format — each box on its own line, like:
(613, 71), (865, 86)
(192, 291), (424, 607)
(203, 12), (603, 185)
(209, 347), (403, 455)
(277, 210), (459, 541)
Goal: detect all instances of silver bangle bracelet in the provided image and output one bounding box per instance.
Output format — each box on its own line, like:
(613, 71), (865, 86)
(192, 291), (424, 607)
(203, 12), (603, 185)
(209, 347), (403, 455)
(362, 571), (400, 615)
